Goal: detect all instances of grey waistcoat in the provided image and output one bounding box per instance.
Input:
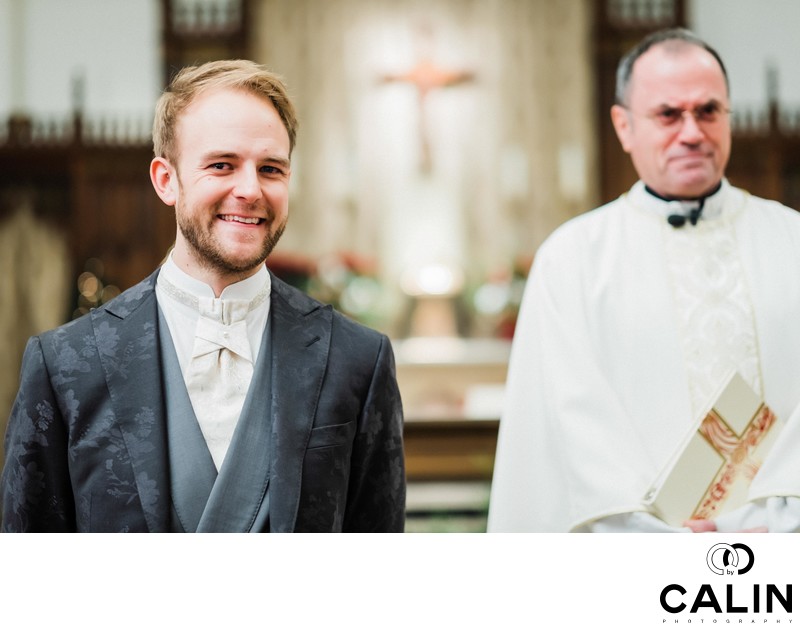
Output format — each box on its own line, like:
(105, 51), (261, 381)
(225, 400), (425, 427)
(158, 308), (273, 532)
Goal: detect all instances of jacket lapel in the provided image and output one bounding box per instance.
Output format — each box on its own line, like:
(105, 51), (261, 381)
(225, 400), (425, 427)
(96, 270), (171, 532)
(157, 307), (217, 532)
(267, 274), (332, 532)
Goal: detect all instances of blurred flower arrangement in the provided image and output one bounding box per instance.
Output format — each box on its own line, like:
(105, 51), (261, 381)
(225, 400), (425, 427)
(467, 255), (532, 339)
(267, 250), (388, 329)
(70, 251), (533, 340)
(269, 251), (533, 339)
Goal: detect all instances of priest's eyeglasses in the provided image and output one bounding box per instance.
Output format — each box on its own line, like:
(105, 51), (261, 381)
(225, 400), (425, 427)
(629, 101), (731, 128)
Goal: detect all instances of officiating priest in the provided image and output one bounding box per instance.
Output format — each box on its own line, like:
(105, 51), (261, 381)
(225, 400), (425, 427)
(1, 60), (405, 532)
(489, 28), (800, 532)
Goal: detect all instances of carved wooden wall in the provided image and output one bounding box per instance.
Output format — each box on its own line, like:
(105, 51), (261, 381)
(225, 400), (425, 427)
(161, 0), (251, 83)
(0, 116), (172, 305)
(727, 107), (800, 212)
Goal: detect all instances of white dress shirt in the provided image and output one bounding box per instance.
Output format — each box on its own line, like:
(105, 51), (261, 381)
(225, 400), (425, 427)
(155, 252), (271, 376)
(154, 252), (271, 468)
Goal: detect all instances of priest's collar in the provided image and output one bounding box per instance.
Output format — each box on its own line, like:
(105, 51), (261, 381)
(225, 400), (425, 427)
(628, 179), (729, 227)
(159, 250), (270, 303)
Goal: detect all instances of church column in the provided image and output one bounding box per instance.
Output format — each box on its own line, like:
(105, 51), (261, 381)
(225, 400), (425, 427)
(8, 0), (26, 115)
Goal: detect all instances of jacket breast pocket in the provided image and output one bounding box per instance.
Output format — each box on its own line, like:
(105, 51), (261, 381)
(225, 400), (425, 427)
(306, 419), (356, 450)
(297, 420), (357, 531)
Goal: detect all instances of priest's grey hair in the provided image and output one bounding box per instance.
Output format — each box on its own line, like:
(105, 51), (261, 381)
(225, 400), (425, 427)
(615, 28), (729, 106)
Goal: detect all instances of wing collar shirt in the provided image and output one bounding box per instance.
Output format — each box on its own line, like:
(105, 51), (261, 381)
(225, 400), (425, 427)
(155, 252), (271, 469)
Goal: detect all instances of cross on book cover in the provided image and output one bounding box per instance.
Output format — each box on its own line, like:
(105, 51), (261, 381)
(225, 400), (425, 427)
(645, 371), (783, 527)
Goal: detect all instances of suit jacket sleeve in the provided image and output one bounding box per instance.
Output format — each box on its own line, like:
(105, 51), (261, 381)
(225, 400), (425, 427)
(343, 335), (405, 532)
(1, 336), (76, 532)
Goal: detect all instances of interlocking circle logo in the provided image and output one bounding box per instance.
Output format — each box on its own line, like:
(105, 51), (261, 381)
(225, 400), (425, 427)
(706, 543), (754, 576)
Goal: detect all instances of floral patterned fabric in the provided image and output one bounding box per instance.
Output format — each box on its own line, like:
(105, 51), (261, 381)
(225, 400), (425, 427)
(1, 270), (406, 532)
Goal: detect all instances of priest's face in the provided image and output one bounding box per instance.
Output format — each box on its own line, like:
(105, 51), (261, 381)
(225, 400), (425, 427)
(610, 43), (731, 199)
(159, 87), (291, 286)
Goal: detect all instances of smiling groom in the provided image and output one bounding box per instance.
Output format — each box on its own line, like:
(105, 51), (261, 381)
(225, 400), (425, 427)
(1, 60), (406, 532)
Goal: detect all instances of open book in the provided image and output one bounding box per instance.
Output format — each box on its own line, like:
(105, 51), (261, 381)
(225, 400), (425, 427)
(645, 371), (783, 527)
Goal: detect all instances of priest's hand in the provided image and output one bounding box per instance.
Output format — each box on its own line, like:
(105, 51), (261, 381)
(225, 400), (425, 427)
(684, 518), (768, 533)
(684, 519), (717, 532)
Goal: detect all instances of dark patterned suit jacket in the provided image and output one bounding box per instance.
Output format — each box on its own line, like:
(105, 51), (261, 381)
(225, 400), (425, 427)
(1, 270), (406, 532)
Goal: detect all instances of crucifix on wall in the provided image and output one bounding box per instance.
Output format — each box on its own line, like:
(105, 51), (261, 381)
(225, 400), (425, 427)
(380, 26), (474, 173)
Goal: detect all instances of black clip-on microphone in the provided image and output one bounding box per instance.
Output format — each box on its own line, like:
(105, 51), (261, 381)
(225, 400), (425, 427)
(645, 183), (720, 229)
(667, 203), (704, 228)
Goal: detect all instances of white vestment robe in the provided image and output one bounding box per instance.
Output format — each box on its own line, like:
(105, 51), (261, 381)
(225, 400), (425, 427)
(488, 180), (800, 532)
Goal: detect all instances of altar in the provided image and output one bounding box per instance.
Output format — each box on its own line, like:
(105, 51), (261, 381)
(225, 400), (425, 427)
(394, 336), (509, 531)
(396, 336), (507, 478)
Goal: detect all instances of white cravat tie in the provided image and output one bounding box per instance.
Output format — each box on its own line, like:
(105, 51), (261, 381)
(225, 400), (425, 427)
(160, 276), (269, 471)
